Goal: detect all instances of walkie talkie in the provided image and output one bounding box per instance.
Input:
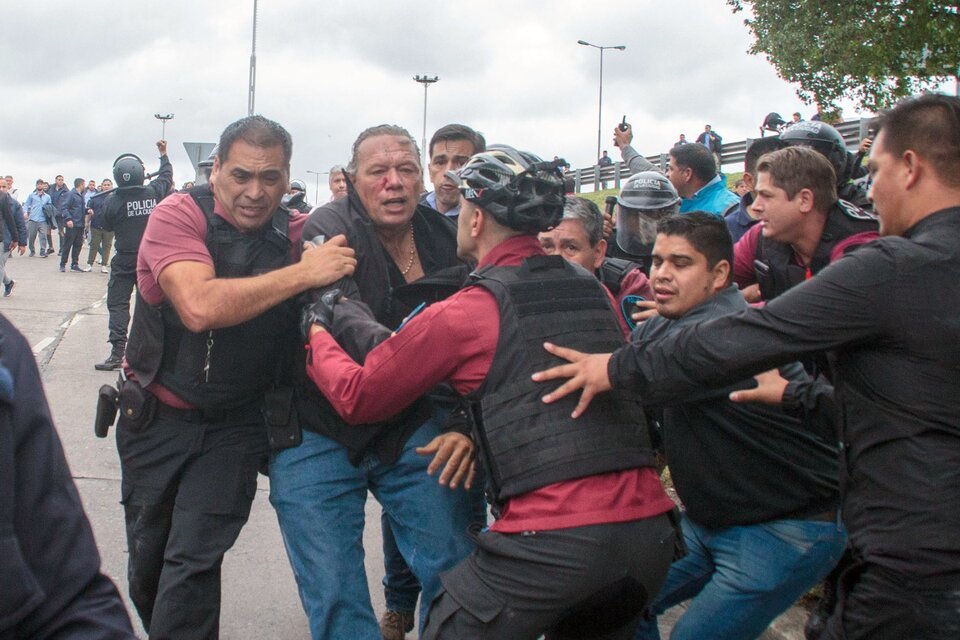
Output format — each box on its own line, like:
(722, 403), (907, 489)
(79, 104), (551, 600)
(619, 115), (629, 132)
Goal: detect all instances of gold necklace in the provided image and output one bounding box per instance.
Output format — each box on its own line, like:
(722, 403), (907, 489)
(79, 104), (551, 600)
(399, 223), (416, 276)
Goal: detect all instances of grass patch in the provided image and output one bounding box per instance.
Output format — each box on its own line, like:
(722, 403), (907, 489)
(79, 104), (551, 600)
(576, 172), (744, 207)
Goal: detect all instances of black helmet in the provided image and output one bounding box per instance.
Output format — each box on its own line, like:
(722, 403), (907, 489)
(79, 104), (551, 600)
(616, 171), (680, 210)
(761, 112), (786, 134)
(779, 121), (848, 183)
(449, 145), (565, 234)
(112, 153), (145, 188)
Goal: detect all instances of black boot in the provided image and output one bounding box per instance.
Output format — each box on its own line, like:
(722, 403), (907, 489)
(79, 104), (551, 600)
(95, 343), (125, 371)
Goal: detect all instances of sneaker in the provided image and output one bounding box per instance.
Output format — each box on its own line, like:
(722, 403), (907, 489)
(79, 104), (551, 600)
(70, 264), (83, 272)
(80, 264), (92, 272)
(40, 252), (48, 258)
(101, 266), (110, 273)
(29, 251), (35, 257)
(46, 248), (55, 256)
(59, 265), (65, 272)
(94, 353), (124, 371)
(379, 610), (415, 640)
(3, 281), (14, 297)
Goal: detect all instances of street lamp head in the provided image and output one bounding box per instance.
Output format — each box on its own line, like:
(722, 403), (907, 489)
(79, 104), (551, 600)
(577, 40), (590, 46)
(414, 74), (439, 84)
(614, 45), (626, 50)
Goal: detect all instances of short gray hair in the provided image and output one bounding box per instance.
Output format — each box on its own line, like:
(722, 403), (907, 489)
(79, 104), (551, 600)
(346, 125), (421, 175)
(562, 196), (604, 246)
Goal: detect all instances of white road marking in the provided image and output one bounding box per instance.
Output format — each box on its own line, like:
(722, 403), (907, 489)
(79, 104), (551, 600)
(33, 337), (55, 353)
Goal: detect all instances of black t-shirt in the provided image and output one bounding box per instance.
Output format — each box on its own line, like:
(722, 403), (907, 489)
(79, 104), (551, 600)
(633, 285), (838, 529)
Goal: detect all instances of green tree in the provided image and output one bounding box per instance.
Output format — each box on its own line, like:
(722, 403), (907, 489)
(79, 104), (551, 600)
(728, 1), (960, 113)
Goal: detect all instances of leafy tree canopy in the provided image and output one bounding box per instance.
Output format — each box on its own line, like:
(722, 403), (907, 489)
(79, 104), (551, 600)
(728, 1), (960, 112)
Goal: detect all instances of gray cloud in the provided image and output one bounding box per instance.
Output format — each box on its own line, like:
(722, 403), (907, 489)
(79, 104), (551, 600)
(1, 0), (887, 201)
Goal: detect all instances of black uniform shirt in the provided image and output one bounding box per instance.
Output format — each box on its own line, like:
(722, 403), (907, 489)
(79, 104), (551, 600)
(610, 207), (960, 580)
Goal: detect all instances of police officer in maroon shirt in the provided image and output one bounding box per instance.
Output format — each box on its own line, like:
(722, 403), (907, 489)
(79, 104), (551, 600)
(303, 146), (679, 640)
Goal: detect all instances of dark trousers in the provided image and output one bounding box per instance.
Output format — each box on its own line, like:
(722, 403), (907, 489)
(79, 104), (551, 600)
(107, 254), (137, 346)
(422, 514), (676, 640)
(117, 407), (269, 639)
(60, 225), (84, 267)
(822, 561), (960, 639)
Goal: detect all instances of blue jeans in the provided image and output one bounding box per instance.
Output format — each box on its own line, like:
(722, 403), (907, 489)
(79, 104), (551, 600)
(269, 411), (476, 640)
(635, 513), (846, 640)
(380, 465), (487, 613)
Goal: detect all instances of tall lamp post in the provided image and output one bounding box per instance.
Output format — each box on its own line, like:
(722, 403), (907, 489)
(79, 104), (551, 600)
(577, 40), (625, 163)
(248, 0), (258, 116)
(414, 75), (439, 164)
(305, 169), (325, 205)
(154, 113), (174, 139)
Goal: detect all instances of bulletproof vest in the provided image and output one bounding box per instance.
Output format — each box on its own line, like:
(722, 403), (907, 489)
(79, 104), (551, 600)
(105, 186), (162, 253)
(598, 257), (644, 295)
(755, 200), (878, 301)
(126, 185), (297, 409)
(468, 255), (655, 506)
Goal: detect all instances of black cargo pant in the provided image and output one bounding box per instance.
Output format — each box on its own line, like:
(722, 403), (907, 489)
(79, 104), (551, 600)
(117, 404), (269, 639)
(421, 514), (676, 640)
(822, 560), (960, 639)
(106, 252), (137, 347)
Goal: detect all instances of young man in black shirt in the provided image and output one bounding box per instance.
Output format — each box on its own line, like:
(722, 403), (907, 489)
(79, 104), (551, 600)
(630, 212), (844, 640)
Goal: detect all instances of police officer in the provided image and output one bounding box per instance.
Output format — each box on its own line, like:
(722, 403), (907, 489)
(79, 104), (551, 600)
(282, 178), (312, 213)
(303, 146), (677, 639)
(613, 171), (681, 275)
(119, 115), (356, 638)
(94, 141), (173, 371)
(779, 120), (871, 210)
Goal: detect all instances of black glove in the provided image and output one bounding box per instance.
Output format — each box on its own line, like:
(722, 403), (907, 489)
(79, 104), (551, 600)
(301, 288), (342, 341)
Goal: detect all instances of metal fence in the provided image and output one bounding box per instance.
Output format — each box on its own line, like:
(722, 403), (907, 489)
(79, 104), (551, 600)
(567, 119), (872, 193)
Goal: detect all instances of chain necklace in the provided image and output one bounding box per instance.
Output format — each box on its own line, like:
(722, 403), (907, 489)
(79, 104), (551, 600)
(399, 223), (417, 276)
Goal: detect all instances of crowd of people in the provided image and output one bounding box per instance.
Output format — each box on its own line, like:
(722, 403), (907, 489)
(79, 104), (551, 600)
(3, 91), (959, 640)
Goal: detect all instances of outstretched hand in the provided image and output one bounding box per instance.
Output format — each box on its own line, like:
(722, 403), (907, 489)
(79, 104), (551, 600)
(416, 433), (476, 490)
(531, 343), (613, 418)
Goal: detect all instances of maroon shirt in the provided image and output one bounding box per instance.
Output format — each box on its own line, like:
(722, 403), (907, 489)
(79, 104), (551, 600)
(733, 222), (879, 292)
(130, 192), (307, 408)
(307, 235), (673, 533)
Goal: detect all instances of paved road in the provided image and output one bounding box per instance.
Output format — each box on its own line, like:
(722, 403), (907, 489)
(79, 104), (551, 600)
(5, 248), (806, 639)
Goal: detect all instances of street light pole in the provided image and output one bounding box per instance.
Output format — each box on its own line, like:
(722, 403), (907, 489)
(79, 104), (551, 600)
(577, 40), (626, 163)
(154, 113), (174, 139)
(414, 75), (439, 164)
(248, 0), (258, 116)
(305, 169), (324, 204)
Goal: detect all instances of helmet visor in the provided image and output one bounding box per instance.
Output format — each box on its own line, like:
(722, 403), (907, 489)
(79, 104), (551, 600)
(616, 205), (661, 258)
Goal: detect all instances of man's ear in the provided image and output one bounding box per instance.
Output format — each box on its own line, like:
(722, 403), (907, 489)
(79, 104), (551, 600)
(796, 187), (816, 213)
(593, 239), (608, 270)
(902, 150), (920, 191)
(742, 173), (755, 192)
(713, 259), (731, 290)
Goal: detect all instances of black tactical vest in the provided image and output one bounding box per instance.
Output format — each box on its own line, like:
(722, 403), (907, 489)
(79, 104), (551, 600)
(754, 200), (878, 301)
(598, 256), (644, 295)
(126, 186), (297, 409)
(468, 255), (655, 506)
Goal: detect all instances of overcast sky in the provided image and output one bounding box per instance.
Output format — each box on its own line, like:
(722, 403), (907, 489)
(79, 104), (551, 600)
(0, 0), (918, 201)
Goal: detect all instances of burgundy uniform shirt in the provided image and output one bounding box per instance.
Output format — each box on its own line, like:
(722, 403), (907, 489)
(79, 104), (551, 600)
(308, 235), (674, 533)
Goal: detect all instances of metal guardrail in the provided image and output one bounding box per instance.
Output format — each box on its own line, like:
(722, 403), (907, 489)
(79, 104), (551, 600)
(568, 118), (871, 193)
